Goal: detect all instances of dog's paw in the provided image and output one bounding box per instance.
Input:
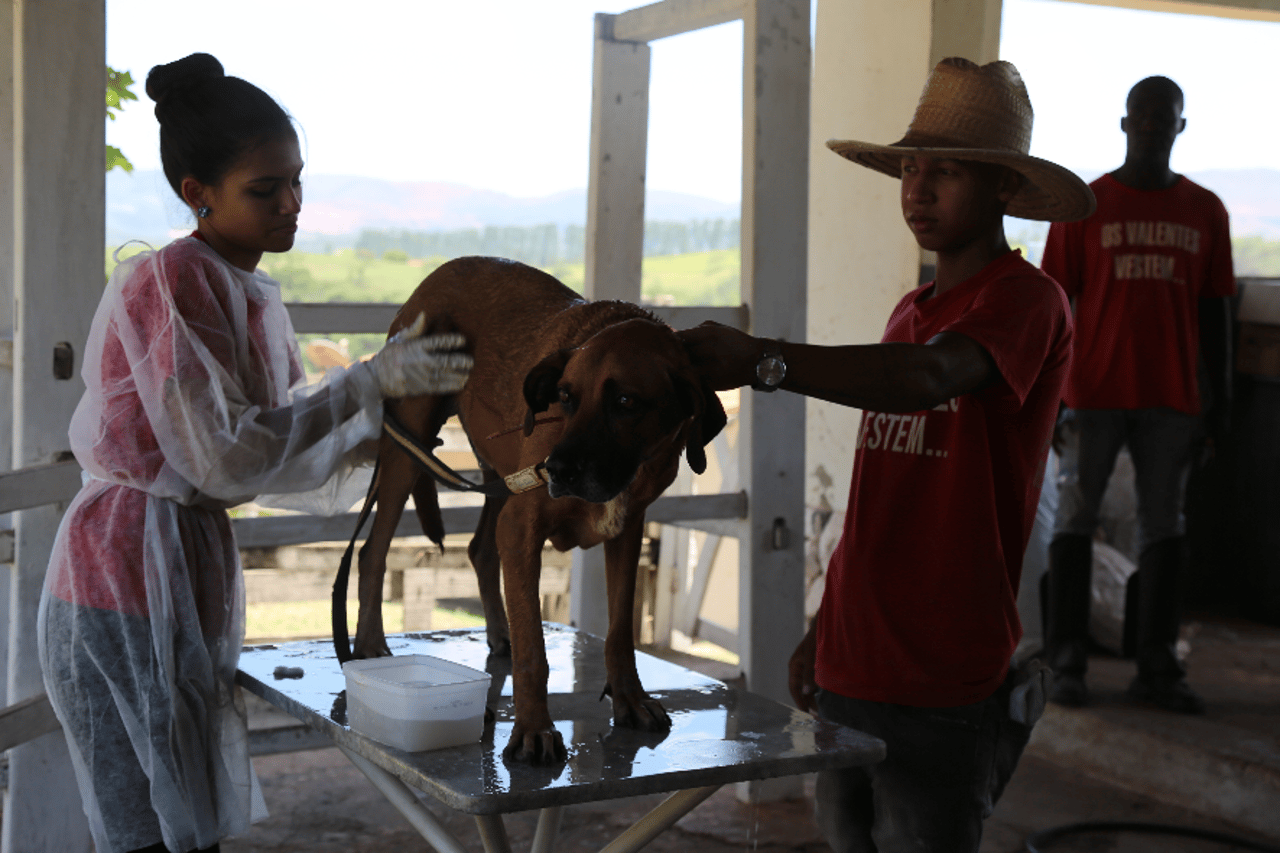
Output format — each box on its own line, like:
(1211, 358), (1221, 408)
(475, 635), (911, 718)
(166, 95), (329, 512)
(485, 630), (511, 658)
(603, 684), (672, 732)
(351, 634), (392, 660)
(502, 725), (567, 765)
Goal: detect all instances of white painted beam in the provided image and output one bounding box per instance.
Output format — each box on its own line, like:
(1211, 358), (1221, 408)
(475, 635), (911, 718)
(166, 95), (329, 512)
(1046, 0), (1280, 22)
(5, 0), (101, 848)
(737, 0), (809, 707)
(734, 0), (810, 804)
(575, 13), (653, 638)
(611, 0), (747, 42)
(585, 14), (650, 302)
(0, 460), (81, 514)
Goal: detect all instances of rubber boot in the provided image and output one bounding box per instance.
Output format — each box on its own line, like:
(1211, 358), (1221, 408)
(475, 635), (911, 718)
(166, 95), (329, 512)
(1127, 537), (1205, 714)
(1042, 533), (1093, 707)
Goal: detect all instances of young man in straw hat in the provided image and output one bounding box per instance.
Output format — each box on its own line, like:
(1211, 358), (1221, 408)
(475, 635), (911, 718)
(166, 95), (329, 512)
(1039, 76), (1234, 715)
(681, 57), (1094, 851)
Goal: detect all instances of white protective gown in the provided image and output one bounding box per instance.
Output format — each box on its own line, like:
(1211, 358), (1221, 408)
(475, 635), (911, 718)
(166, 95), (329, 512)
(38, 236), (385, 853)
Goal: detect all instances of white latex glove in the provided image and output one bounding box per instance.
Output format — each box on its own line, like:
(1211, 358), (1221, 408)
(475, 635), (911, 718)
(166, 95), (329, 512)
(369, 313), (472, 398)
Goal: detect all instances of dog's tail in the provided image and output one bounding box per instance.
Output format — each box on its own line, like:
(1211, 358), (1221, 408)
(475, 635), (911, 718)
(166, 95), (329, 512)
(411, 476), (446, 552)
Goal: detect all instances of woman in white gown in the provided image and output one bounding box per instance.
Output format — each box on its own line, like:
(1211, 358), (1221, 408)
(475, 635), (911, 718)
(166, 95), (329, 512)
(38, 52), (470, 853)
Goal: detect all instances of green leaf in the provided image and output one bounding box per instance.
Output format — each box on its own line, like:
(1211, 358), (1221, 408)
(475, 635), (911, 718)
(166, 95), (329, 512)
(105, 65), (137, 172)
(106, 145), (134, 174)
(106, 66), (137, 119)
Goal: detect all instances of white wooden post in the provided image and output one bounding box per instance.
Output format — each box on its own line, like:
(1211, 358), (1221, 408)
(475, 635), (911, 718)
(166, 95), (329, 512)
(3, 1), (102, 849)
(735, 0), (809, 802)
(573, 12), (651, 638)
(0, 0), (16, 699)
(738, 0), (808, 703)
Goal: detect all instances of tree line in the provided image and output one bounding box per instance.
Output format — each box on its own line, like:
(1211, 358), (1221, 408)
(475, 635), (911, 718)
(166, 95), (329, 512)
(354, 218), (741, 267)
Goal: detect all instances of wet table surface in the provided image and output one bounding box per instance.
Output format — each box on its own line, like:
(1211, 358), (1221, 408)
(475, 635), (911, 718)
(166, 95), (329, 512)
(236, 624), (885, 815)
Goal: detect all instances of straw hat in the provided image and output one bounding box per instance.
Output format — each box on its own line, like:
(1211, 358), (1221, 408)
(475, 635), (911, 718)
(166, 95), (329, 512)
(827, 57), (1095, 222)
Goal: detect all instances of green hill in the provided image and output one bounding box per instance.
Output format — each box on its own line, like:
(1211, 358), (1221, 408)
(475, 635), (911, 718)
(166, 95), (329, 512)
(105, 246), (741, 369)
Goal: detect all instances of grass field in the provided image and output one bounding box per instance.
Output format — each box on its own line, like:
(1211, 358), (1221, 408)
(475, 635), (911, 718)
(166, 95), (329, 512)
(104, 245), (742, 365)
(245, 599), (485, 644)
(106, 246), (740, 307)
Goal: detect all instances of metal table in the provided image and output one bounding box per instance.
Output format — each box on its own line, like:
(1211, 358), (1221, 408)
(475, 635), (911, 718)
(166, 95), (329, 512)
(236, 625), (885, 853)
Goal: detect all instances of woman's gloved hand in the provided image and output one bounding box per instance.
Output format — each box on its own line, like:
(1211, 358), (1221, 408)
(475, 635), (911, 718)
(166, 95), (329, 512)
(369, 313), (472, 398)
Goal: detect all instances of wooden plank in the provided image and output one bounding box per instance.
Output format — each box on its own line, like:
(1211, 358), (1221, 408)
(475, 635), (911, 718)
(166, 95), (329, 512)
(611, 0), (747, 42)
(644, 491), (746, 525)
(0, 470), (743, 551)
(679, 533), (722, 636)
(693, 617), (739, 654)
(0, 693), (60, 754)
(286, 303), (745, 335)
(649, 304), (748, 332)
(286, 302), (398, 335)
(233, 505), (484, 549)
(0, 460), (81, 515)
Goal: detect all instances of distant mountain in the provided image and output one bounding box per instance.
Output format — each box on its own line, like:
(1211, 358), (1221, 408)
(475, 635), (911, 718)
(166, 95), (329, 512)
(107, 167), (1280, 252)
(106, 170), (740, 249)
(1185, 169), (1280, 238)
(1045, 168), (1280, 238)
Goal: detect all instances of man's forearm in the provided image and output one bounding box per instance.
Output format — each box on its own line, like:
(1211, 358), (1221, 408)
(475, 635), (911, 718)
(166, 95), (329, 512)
(778, 335), (996, 413)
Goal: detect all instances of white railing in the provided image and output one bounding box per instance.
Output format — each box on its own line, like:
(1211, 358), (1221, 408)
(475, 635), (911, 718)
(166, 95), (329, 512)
(0, 300), (750, 553)
(0, 298), (751, 767)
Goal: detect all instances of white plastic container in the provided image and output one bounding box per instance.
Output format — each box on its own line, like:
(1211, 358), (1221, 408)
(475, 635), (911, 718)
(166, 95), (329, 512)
(342, 655), (490, 752)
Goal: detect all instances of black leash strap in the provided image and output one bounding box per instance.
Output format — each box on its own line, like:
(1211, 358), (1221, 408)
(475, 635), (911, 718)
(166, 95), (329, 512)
(331, 411), (550, 663)
(332, 458), (380, 664)
(382, 410), (548, 496)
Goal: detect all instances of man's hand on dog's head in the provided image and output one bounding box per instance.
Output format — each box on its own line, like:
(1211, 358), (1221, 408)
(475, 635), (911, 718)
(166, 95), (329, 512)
(678, 321), (766, 392)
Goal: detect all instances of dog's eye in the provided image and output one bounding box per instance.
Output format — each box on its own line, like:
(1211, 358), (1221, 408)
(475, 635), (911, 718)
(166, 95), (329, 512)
(557, 387), (574, 407)
(616, 394), (637, 410)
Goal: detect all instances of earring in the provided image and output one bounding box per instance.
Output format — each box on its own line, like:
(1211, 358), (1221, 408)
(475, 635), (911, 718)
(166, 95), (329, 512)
(197, 206), (211, 219)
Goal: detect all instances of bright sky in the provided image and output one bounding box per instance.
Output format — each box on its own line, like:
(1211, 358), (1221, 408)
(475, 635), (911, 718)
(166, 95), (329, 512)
(106, 0), (1280, 204)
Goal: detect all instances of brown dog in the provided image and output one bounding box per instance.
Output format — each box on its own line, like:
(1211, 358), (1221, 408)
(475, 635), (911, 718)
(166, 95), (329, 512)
(351, 256), (727, 764)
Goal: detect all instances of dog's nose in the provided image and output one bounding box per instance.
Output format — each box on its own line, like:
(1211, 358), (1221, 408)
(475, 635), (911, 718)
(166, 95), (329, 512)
(544, 454), (580, 488)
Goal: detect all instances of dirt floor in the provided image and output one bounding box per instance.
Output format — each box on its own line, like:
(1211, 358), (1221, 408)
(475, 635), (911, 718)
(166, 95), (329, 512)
(224, 747), (1277, 853)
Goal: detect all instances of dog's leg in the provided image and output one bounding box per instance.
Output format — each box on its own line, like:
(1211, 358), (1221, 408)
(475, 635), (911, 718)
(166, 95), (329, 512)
(468, 482), (511, 656)
(602, 516), (671, 732)
(496, 507), (565, 764)
(353, 437), (418, 659)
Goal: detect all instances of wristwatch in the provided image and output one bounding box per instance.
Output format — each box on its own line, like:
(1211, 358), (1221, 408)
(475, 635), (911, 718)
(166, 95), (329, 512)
(753, 340), (786, 392)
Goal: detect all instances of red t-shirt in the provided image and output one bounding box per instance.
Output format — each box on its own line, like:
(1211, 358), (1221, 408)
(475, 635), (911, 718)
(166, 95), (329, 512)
(814, 251), (1072, 707)
(1041, 174), (1235, 413)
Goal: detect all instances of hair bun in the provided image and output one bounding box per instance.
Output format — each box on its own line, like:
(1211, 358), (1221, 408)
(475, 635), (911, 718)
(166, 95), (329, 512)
(145, 53), (224, 103)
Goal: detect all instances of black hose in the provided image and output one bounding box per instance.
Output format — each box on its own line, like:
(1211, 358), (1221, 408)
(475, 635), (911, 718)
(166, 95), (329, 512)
(1025, 820), (1280, 852)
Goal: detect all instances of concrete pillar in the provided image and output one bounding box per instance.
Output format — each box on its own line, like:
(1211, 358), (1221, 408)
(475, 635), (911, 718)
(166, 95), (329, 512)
(3, 1), (103, 850)
(805, 0), (1001, 518)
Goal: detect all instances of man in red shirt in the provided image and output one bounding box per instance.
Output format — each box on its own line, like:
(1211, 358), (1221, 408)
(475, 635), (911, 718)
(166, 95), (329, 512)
(1040, 76), (1234, 715)
(682, 57), (1093, 853)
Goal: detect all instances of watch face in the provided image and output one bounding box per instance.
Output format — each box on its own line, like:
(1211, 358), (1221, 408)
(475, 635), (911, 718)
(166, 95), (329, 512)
(757, 355), (786, 387)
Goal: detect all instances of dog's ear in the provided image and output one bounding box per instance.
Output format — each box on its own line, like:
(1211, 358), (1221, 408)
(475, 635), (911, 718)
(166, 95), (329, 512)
(522, 349), (571, 436)
(674, 373), (728, 475)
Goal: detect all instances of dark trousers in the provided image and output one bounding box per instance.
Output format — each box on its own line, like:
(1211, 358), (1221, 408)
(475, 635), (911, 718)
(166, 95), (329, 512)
(812, 668), (1034, 853)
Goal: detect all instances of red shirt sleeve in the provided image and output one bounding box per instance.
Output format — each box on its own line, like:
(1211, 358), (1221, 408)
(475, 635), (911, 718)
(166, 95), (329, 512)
(942, 271), (1072, 409)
